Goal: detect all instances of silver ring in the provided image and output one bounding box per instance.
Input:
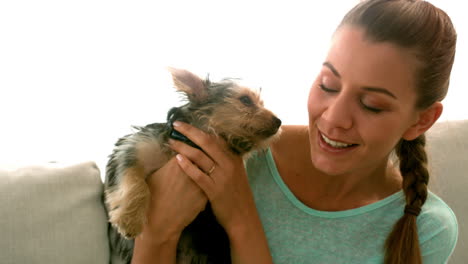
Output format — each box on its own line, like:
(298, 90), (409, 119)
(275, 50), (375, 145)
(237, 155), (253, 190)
(207, 164), (216, 176)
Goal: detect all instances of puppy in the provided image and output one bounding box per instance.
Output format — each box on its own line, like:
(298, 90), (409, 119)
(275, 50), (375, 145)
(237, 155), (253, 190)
(104, 68), (281, 263)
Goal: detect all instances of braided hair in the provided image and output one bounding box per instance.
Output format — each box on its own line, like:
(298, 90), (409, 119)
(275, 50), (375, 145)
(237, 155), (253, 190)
(385, 135), (428, 263)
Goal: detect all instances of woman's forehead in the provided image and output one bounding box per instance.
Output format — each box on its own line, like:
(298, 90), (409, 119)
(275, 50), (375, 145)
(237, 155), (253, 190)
(325, 27), (419, 99)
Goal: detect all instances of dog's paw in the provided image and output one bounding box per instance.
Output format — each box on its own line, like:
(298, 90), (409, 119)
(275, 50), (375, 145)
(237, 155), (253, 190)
(114, 222), (142, 239)
(110, 210), (144, 239)
(106, 168), (151, 240)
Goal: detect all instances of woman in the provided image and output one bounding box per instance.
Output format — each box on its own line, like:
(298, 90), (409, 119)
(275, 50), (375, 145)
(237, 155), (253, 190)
(131, 0), (458, 263)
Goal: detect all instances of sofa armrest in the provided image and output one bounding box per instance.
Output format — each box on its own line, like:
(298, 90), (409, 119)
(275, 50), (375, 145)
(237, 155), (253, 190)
(0, 161), (110, 264)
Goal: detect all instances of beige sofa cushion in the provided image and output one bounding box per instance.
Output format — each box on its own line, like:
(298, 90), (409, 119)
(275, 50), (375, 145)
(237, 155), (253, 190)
(0, 161), (109, 264)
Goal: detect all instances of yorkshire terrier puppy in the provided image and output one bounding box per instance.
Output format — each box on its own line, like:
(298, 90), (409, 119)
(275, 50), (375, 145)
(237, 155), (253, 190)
(104, 68), (281, 264)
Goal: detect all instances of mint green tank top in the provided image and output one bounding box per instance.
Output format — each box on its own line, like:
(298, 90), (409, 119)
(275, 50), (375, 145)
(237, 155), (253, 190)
(245, 149), (458, 264)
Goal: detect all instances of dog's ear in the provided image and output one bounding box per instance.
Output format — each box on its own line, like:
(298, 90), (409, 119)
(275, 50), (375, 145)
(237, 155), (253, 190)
(168, 67), (208, 103)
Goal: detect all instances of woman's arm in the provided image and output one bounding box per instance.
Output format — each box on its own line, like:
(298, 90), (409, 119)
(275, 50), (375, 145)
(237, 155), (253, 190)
(131, 230), (179, 264)
(225, 192), (273, 264)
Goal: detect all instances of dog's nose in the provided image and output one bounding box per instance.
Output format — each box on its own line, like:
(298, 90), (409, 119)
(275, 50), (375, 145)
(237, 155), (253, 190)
(273, 116), (282, 128)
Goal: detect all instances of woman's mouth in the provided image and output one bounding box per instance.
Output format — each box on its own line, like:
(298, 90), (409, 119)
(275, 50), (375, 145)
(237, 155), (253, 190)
(320, 133), (355, 148)
(318, 132), (358, 152)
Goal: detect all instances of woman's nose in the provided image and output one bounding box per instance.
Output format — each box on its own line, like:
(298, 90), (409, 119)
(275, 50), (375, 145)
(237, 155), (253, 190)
(321, 94), (353, 130)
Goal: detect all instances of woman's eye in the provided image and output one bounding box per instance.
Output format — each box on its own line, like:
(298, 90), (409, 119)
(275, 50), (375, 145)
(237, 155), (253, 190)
(319, 84), (338, 93)
(361, 102), (383, 113)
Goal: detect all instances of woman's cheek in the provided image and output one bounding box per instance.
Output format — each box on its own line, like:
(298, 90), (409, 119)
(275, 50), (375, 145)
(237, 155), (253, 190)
(308, 84), (326, 119)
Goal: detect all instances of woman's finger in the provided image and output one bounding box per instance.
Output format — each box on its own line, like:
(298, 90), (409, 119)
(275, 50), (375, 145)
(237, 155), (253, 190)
(175, 153), (215, 198)
(169, 138), (216, 175)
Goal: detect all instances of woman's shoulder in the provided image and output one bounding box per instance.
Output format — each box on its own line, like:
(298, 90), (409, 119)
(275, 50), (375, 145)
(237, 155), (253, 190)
(418, 191), (458, 261)
(271, 125), (309, 152)
(277, 125), (308, 139)
(419, 191), (458, 238)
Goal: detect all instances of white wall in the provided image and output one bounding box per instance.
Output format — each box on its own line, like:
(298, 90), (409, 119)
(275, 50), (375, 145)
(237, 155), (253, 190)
(0, 0), (466, 173)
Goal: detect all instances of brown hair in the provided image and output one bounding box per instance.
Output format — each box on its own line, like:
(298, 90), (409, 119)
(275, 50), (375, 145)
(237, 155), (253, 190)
(338, 0), (457, 263)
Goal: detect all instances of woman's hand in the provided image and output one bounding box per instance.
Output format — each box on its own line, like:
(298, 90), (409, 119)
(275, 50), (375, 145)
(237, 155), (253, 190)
(145, 156), (208, 239)
(169, 121), (253, 232)
(132, 156), (208, 264)
(169, 121), (273, 264)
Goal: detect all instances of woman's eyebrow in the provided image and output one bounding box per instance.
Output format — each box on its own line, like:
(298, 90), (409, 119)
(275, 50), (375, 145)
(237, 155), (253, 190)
(323, 61), (398, 100)
(362, 86), (398, 99)
(323, 61), (341, 78)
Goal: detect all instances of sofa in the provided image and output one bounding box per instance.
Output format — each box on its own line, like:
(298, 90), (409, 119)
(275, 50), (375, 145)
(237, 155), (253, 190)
(1, 120), (467, 264)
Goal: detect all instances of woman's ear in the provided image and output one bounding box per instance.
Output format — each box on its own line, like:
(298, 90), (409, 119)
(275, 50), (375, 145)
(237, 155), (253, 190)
(402, 102), (443, 141)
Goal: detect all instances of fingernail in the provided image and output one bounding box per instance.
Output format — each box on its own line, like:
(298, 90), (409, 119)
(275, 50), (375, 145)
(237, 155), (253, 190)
(173, 121), (182, 127)
(176, 154), (183, 161)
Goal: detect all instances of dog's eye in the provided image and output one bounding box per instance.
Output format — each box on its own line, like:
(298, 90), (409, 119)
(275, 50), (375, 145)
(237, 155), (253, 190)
(239, 95), (254, 106)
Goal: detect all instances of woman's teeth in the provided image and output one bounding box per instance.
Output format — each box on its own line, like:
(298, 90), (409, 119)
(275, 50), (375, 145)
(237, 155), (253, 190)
(321, 134), (354, 148)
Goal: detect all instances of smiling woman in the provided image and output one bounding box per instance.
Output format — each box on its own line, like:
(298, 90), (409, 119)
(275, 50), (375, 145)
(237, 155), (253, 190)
(0, 1), (465, 172)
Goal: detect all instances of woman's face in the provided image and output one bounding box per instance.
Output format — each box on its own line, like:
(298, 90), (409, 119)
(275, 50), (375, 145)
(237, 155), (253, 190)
(308, 26), (421, 176)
